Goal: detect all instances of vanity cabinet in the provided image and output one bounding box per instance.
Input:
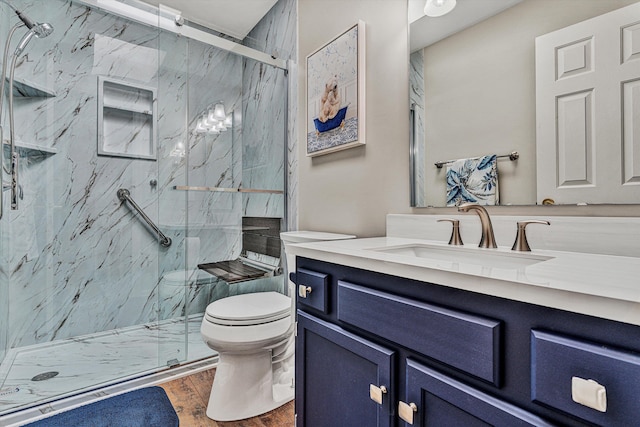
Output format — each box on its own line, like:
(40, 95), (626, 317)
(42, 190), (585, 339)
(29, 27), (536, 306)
(294, 257), (640, 427)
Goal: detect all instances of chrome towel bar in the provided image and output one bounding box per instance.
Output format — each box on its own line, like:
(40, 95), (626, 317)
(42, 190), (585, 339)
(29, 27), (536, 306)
(117, 188), (171, 247)
(435, 151), (519, 169)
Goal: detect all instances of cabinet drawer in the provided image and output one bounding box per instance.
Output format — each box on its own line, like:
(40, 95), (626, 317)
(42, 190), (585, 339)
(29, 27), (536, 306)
(295, 268), (329, 313)
(531, 330), (640, 426)
(338, 281), (502, 385)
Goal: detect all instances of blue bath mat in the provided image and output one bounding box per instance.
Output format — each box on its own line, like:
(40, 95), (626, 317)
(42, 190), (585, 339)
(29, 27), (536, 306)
(23, 386), (179, 427)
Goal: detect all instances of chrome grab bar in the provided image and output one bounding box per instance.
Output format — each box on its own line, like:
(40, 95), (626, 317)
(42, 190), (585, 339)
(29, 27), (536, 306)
(117, 188), (171, 247)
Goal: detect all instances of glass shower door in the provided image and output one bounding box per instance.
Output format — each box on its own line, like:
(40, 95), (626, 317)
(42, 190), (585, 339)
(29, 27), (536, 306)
(0, 0), (187, 415)
(0, 3), (10, 395)
(156, 7), (244, 364)
(0, 203), (7, 395)
(156, 7), (190, 367)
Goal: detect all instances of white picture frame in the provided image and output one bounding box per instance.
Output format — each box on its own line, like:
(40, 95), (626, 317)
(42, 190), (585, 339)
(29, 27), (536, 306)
(306, 20), (366, 157)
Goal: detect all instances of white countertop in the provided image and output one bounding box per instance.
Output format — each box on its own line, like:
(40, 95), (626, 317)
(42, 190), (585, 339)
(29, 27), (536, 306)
(288, 237), (640, 327)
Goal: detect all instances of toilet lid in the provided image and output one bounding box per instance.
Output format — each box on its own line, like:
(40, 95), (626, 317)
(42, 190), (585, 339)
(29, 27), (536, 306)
(205, 292), (291, 326)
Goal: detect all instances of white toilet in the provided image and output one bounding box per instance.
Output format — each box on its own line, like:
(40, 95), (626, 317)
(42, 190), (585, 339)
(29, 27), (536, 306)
(200, 230), (355, 421)
(281, 231), (356, 314)
(201, 291), (293, 421)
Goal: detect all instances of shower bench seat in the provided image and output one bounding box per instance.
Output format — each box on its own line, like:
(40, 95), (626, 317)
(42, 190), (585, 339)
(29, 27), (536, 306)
(197, 217), (282, 284)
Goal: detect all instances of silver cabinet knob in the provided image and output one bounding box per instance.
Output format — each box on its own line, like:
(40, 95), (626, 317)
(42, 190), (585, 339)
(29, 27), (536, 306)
(298, 285), (312, 298)
(437, 218), (463, 246)
(511, 220), (550, 251)
(398, 401), (418, 424)
(369, 384), (387, 405)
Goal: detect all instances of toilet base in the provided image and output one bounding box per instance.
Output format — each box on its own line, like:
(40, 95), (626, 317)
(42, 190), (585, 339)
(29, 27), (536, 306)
(206, 350), (294, 421)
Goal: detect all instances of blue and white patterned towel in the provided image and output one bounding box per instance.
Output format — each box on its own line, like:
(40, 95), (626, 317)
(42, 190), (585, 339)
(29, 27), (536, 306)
(446, 155), (499, 207)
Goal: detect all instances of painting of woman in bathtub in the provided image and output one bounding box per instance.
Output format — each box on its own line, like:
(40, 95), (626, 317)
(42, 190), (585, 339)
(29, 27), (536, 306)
(306, 21), (365, 156)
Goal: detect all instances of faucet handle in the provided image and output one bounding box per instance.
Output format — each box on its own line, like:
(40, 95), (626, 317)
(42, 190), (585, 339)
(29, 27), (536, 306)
(512, 220), (550, 252)
(438, 219), (463, 246)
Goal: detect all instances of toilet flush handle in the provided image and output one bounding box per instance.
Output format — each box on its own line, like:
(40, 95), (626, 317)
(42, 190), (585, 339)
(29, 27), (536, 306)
(298, 285), (312, 298)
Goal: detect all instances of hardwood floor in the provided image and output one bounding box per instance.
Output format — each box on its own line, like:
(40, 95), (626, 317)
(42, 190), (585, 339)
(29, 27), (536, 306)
(160, 368), (295, 427)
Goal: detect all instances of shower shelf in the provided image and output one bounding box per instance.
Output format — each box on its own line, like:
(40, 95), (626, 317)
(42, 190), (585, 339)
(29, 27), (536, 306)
(2, 140), (57, 159)
(172, 186), (284, 194)
(4, 76), (56, 98)
(103, 104), (153, 115)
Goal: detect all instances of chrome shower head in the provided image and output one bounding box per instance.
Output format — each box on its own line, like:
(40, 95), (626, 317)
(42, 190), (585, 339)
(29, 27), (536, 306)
(13, 22), (54, 56)
(33, 22), (54, 38)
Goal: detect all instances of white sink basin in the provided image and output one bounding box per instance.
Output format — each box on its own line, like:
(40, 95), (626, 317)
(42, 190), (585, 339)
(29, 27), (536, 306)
(369, 243), (553, 270)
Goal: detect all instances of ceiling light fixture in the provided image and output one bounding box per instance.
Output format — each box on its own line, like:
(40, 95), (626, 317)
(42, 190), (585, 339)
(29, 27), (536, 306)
(424, 0), (457, 17)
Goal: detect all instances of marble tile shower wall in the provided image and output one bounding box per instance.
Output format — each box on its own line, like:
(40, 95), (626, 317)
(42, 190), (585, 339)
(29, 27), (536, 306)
(0, 0), (260, 349)
(243, 0), (297, 227)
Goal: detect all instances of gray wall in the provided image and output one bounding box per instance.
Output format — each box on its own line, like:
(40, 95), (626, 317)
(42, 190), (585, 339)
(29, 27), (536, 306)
(297, 0), (411, 238)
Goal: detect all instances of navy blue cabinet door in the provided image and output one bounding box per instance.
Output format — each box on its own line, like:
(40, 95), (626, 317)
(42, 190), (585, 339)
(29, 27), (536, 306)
(405, 359), (556, 427)
(296, 311), (395, 427)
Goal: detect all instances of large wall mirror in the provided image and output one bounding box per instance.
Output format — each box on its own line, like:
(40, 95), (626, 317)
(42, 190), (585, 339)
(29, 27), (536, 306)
(409, 0), (640, 207)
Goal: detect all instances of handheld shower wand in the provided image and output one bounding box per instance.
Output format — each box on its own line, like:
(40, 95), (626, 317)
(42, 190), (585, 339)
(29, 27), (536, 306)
(0, 0), (54, 213)
(14, 22), (54, 55)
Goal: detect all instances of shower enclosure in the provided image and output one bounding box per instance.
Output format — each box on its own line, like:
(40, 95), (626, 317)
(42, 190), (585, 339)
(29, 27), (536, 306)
(0, 0), (290, 415)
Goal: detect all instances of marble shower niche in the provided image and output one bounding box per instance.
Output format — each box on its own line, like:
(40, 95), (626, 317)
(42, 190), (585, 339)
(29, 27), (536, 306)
(97, 76), (157, 160)
(0, 0), (293, 415)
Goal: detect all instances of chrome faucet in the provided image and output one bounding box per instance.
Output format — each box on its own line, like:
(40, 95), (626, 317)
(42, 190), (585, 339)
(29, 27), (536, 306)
(457, 203), (497, 248)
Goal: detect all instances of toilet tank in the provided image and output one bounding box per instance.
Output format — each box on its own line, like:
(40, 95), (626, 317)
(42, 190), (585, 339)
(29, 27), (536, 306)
(280, 231), (356, 298)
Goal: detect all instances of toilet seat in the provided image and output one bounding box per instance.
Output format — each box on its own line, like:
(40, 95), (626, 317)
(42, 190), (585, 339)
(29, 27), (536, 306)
(205, 292), (291, 326)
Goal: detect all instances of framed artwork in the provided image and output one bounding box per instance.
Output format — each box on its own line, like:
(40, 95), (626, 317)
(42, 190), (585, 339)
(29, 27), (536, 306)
(306, 20), (365, 157)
